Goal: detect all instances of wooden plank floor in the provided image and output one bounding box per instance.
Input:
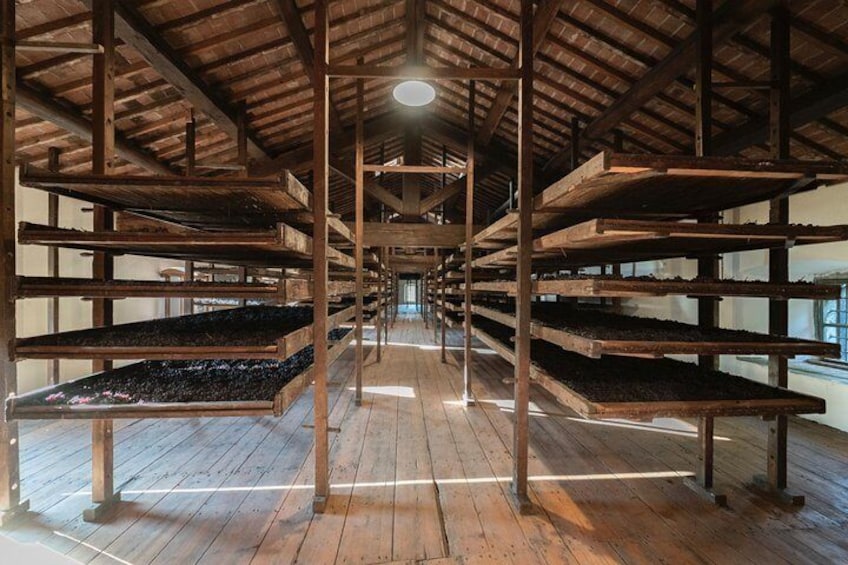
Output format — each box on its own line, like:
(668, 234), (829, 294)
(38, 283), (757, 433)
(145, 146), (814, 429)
(2, 306), (848, 564)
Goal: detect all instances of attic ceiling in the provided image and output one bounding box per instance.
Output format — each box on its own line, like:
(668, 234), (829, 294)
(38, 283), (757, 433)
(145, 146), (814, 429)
(11, 0), (848, 224)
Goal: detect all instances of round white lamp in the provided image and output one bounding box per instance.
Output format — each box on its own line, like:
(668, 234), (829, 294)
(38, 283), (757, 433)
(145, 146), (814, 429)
(392, 80), (436, 107)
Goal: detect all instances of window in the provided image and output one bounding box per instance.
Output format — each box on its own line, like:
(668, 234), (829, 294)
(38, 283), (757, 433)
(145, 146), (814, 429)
(815, 277), (848, 365)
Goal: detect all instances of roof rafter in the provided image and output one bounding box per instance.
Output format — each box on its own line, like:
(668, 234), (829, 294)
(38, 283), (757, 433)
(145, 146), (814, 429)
(79, 0), (271, 162)
(543, 0), (778, 175)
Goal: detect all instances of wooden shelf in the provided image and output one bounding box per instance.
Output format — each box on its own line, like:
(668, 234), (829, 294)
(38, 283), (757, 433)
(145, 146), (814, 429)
(470, 302), (839, 359)
(7, 329), (354, 420)
(472, 151), (848, 249)
(473, 219), (848, 269)
(15, 276), (358, 301)
(436, 310), (462, 328)
(471, 317), (825, 420)
(18, 222), (355, 270)
(15, 304), (355, 360)
(463, 277), (839, 299)
(19, 168), (312, 231)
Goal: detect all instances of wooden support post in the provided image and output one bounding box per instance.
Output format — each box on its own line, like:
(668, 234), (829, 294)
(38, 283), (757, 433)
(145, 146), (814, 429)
(87, 0), (120, 522)
(384, 261), (388, 345)
(183, 111), (195, 316)
(376, 248), (382, 362)
(754, 0), (803, 506)
(463, 80), (476, 407)
(47, 147), (61, 385)
(424, 258), (429, 330)
(236, 101), (248, 178)
(312, 0), (330, 513)
(0, 0), (30, 526)
(685, 0), (727, 508)
(512, 0), (533, 514)
(354, 73), (364, 404)
(440, 253), (447, 362)
(613, 129), (624, 153)
(235, 105), (249, 307)
(570, 117), (580, 171)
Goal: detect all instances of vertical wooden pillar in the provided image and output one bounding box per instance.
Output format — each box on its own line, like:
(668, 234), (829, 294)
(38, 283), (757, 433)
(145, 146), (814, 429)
(440, 252), (447, 362)
(383, 252), (389, 345)
(0, 0), (29, 526)
(688, 0), (726, 507)
(570, 117), (580, 171)
(312, 0), (330, 513)
(613, 129), (624, 153)
(463, 81), (476, 407)
(47, 147), (61, 385)
(376, 248), (382, 362)
(512, 0), (533, 513)
(354, 72), (364, 405)
(87, 0), (119, 521)
(764, 0), (801, 505)
(237, 102), (248, 177)
(183, 112), (195, 316)
(235, 103), (248, 307)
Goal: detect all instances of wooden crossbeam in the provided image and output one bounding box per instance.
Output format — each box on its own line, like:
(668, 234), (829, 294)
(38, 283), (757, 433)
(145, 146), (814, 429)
(326, 64), (521, 80)
(15, 40), (103, 54)
(353, 222), (478, 248)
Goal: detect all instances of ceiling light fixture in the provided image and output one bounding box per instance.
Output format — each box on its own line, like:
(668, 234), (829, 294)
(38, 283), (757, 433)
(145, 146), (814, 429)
(393, 80), (436, 107)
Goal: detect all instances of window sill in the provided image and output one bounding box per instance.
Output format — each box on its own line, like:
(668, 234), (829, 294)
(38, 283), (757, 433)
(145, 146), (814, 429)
(737, 355), (848, 385)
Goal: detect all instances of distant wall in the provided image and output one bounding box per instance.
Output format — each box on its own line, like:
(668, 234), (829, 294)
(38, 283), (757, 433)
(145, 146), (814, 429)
(627, 180), (848, 432)
(14, 170), (182, 394)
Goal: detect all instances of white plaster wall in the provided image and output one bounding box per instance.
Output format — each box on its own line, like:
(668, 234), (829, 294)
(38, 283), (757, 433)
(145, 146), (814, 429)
(14, 170), (182, 393)
(625, 180), (848, 432)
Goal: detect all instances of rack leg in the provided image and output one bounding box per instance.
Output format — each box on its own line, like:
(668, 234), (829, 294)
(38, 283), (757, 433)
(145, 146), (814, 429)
(684, 416), (727, 507)
(84, 419), (121, 521)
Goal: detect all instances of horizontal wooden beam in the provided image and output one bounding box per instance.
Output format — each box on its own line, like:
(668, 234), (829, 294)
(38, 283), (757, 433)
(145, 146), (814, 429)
(363, 164), (466, 174)
(350, 222), (479, 248)
(327, 64), (520, 80)
(15, 40), (103, 54)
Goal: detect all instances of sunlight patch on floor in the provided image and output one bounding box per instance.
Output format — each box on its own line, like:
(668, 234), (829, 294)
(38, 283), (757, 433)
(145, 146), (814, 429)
(349, 385), (416, 398)
(64, 470), (694, 497)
